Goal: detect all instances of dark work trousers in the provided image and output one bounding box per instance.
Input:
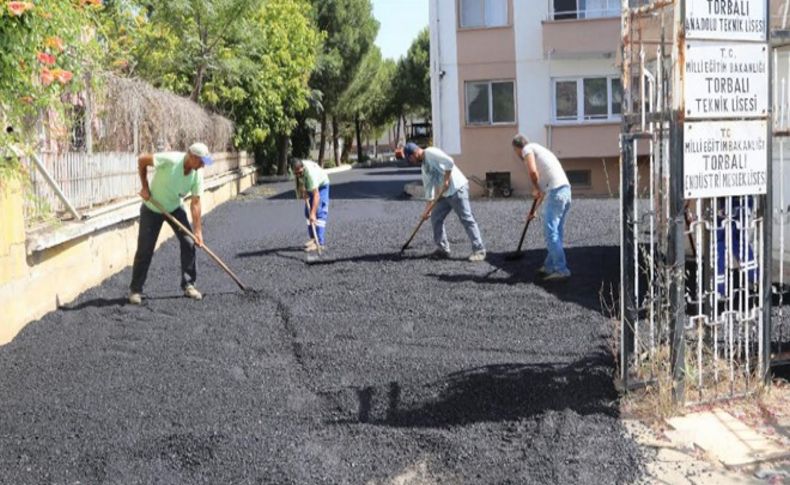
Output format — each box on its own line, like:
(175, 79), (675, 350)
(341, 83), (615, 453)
(130, 204), (196, 293)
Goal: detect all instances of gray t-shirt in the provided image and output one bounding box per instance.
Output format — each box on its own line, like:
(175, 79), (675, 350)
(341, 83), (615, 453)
(522, 143), (569, 191)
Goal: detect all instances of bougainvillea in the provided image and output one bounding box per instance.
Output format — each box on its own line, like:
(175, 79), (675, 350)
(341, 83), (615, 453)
(1, 0), (101, 176)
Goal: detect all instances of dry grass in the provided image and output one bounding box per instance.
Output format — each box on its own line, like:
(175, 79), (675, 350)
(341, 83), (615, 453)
(95, 74), (234, 153)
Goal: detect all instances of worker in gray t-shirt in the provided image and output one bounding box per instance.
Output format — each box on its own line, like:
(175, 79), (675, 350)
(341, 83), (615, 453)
(512, 134), (571, 280)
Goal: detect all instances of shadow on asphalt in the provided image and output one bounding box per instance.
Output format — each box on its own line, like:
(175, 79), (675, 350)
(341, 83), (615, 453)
(268, 180), (417, 201)
(345, 353), (618, 427)
(237, 247), (434, 263)
(59, 292), (243, 310)
(364, 169), (422, 176)
(426, 246), (619, 314)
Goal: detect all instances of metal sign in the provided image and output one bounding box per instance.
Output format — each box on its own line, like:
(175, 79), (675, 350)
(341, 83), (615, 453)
(684, 119), (768, 198)
(685, 0), (767, 42)
(684, 41), (768, 119)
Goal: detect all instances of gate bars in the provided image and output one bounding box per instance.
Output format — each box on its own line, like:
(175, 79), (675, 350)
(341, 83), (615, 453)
(620, 0), (779, 404)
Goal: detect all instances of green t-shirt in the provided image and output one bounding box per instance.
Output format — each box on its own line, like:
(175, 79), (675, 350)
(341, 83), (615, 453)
(301, 160), (329, 192)
(144, 152), (204, 214)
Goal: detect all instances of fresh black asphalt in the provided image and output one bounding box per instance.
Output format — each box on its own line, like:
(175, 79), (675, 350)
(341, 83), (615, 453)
(0, 166), (644, 484)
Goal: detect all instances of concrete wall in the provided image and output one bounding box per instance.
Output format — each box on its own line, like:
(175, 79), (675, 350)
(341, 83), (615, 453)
(0, 161), (256, 345)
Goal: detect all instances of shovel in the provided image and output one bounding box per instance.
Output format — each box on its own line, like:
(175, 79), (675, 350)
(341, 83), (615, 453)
(145, 196), (248, 291)
(505, 195), (543, 261)
(399, 197), (442, 255)
(305, 221), (324, 264)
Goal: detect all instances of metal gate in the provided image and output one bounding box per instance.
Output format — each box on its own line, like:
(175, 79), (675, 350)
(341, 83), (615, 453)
(620, 0), (777, 404)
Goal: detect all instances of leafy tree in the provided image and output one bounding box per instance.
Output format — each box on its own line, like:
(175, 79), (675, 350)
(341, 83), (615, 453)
(309, 0), (378, 166)
(121, 0), (320, 172)
(337, 47), (397, 162)
(397, 27), (431, 117)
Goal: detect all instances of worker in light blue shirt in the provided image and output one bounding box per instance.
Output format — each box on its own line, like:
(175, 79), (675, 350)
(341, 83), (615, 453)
(402, 142), (486, 261)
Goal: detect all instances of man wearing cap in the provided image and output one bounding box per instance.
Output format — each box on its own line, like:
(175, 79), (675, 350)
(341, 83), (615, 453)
(401, 142), (486, 261)
(512, 134), (571, 280)
(128, 143), (213, 304)
(291, 159), (330, 251)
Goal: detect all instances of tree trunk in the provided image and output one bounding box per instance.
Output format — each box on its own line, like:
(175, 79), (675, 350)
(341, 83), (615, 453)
(190, 63), (207, 102)
(277, 134), (290, 176)
(355, 114), (363, 164)
(332, 116), (339, 166)
(394, 116), (401, 147)
(318, 112), (327, 167)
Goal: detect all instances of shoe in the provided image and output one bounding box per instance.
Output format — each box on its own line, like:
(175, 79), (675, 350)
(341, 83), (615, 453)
(537, 266), (548, 275)
(184, 285), (203, 300)
(431, 249), (451, 259)
(468, 250), (487, 262)
(305, 243), (325, 253)
(128, 293), (142, 305)
(303, 239), (315, 248)
(543, 271), (571, 281)
(304, 240), (317, 252)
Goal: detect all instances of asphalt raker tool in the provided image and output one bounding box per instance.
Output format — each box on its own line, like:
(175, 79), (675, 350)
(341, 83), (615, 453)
(505, 195), (542, 261)
(146, 196), (248, 291)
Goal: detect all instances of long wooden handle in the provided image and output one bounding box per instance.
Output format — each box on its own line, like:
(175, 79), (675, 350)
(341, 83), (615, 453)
(145, 197), (248, 291)
(515, 196), (542, 253)
(401, 197), (441, 253)
(310, 221), (322, 256)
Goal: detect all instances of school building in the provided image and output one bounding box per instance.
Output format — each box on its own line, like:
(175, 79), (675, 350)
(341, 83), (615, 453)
(428, 0), (788, 198)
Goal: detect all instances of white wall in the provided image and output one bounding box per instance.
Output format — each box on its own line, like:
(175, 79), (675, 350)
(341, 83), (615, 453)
(514, 3), (619, 146)
(514, 0), (550, 145)
(430, 0), (461, 155)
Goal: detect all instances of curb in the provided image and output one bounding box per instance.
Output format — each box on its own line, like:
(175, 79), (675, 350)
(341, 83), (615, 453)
(325, 164), (353, 175)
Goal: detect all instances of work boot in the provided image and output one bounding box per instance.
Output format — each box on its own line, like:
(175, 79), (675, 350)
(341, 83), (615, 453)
(304, 239), (315, 248)
(128, 292), (142, 305)
(184, 285), (203, 300)
(468, 250), (487, 262)
(304, 240), (317, 252)
(431, 248), (451, 259)
(543, 270), (571, 281)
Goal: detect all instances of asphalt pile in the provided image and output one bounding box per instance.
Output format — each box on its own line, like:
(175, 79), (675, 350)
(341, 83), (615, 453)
(0, 168), (643, 484)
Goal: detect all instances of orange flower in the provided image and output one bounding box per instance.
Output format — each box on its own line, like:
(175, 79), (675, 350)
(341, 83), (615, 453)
(44, 36), (64, 52)
(52, 69), (73, 84)
(37, 52), (57, 66)
(7, 2), (33, 16)
(40, 68), (54, 86)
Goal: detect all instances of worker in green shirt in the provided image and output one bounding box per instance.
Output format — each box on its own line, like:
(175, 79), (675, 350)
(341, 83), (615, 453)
(129, 143), (213, 305)
(292, 159), (329, 251)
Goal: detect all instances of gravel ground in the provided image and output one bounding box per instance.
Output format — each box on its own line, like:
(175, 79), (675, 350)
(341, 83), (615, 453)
(0, 167), (644, 484)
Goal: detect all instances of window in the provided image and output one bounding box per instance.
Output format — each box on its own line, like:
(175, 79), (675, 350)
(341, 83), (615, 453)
(567, 169), (592, 187)
(466, 81), (516, 125)
(552, 0), (621, 20)
(552, 76), (621, 123)
(460, 0), (508, 28)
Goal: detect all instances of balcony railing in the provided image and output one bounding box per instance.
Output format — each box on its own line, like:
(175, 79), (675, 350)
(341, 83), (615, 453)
(547, 0), (648, 21)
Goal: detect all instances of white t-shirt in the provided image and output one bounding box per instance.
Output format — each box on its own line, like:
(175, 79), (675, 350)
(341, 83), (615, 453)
(522, 143), (569, 191)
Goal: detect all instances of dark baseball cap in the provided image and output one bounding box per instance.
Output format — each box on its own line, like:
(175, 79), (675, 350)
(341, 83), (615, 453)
(403, 142), (419, 158)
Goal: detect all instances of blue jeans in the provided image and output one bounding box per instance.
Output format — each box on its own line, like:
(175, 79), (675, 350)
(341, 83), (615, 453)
(305, 185), (329, 245)
(542, 185), (571, 274)
(431, 184), (485, 252)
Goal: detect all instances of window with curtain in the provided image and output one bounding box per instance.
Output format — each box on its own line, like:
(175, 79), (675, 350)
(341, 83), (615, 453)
(460, 0), (508, 28)
(466, 80), (516, 125)
(553, 76), (621, 122)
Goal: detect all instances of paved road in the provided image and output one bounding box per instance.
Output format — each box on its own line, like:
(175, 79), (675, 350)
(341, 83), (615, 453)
(0, 166), (642, 484)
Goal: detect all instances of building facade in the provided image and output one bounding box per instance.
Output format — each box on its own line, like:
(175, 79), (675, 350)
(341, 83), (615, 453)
(429, 0), (624, 197)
